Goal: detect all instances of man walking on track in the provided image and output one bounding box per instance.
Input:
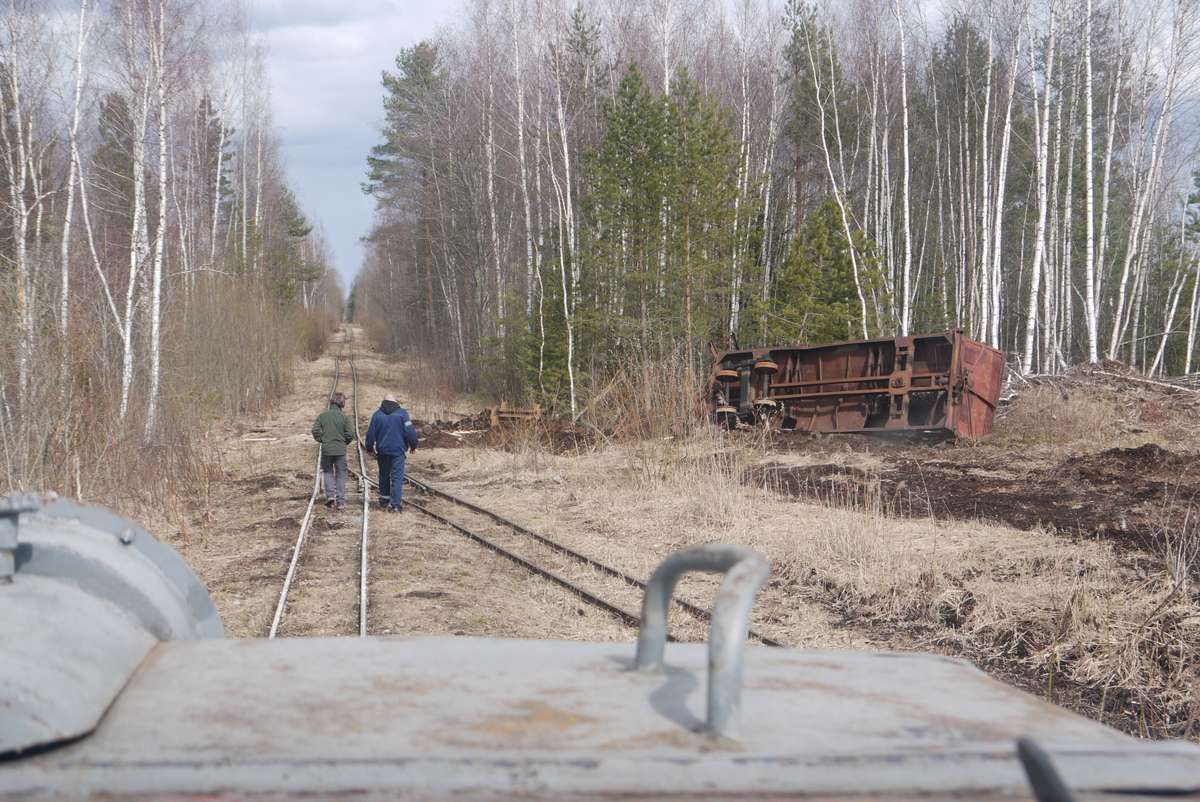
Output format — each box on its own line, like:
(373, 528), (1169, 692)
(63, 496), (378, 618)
(365, 394), (418, 512)
(311, 392), (354, 511)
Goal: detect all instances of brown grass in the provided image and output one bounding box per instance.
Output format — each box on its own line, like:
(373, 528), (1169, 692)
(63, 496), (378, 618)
(580, 351), (708, 441)
(993, 385), (1123, 446)
(1, 277), (334, 518)
(422, 428), (1200, 739)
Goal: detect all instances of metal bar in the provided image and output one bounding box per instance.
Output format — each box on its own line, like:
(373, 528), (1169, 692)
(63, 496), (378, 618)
(635, 545), (770, 738)
(768, 371), (947, 390)
(404, 474), (783, 648)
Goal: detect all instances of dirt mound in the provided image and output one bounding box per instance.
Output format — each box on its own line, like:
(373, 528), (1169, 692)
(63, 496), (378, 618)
(1062, 443), (1194, 484)
(749, 445), (1200, 551)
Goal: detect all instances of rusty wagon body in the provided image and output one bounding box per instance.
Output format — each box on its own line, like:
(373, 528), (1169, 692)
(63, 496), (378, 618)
(709, 329), (1006, 438)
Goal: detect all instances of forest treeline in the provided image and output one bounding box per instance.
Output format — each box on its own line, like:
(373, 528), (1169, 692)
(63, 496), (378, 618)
(355, 0), (1200, 413)
(0, 1), (341, 501)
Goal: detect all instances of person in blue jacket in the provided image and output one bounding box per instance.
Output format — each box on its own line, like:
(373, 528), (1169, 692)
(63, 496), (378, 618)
(364, 394), (419, 512)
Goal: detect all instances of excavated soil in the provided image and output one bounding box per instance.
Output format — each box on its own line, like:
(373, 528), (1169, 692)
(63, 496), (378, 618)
(747, 442), (1200, 553)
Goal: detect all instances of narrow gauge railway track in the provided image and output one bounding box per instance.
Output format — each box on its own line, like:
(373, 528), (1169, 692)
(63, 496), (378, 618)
(269, 330), (370, 638)
(401, 473), (784, 647)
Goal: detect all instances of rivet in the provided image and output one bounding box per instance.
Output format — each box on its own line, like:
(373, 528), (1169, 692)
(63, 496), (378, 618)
(118, 528), (137, 545)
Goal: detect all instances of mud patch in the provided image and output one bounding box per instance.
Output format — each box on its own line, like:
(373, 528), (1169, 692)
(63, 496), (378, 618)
(749, 445), (1200, 550)
(234, 474), (286, 492)
(401, 590), (448, 600)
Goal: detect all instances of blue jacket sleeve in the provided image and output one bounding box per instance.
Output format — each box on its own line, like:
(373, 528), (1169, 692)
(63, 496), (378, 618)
(365, 412), (379, 452)
(403, 412), (419, 451)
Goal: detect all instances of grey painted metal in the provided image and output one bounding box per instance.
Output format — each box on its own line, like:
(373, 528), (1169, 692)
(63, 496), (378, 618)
(0, 493), (39, 583)
(0, 497), (221, 756)
(406, 472), (784, 646)
(1, 578), (156, 757)
(634, 544), (770, 738)
(2, 636), (1198, 799)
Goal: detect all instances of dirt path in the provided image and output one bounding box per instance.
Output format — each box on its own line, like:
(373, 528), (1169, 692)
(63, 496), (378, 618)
(178, 329), (653, 641)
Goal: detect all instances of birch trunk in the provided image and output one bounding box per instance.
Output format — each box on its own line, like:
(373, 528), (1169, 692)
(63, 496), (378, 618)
(119, 52), (152, 422)
(1106, 8), (1183, 358)
(145, 0), (169, 437)
(894, 0), (914, 336)
(60, 0), (93, 340)
(1082, 0), (1099, 361)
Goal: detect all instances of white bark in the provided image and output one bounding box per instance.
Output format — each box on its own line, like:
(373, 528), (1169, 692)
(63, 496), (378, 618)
(119, 6), (153, 422)
(145, 0), (169, 438)
(988, 14), (1024, 349)
(1082, 0), (1099, 362)
(894, 0), (914, 336)
(60, 0), (94, 340)
(802, 18), (869, 338)
(511, 0), (536, 317)
(1022, 2), (1056, 372)
(1106, 5), (1186, 358)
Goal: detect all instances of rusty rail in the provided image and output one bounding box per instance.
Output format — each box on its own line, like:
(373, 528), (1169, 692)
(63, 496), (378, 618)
(270, 329), (370, 638)
(402, 473), (784, 647)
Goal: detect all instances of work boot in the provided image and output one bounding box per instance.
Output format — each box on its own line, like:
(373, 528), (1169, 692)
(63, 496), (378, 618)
(336, 503), (347, 512)
(324, 498), (335, 508)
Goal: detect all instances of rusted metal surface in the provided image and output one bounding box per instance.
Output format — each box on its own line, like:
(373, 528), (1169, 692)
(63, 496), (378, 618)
(709, 329), (1005, 438)
(487, 402), (543, 428)
(3, 637), (1198, 800)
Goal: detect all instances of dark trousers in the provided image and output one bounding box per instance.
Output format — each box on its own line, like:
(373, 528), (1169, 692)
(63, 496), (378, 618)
(379, 452), (406, 510)
(376, 453), (394, 506)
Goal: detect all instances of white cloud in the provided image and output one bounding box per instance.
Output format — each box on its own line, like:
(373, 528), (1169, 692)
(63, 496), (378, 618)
(257, 0), (457, 284)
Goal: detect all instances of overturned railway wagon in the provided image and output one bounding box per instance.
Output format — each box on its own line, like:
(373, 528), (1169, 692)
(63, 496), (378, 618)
(710, 329), (1005, 438)
(4, 496), (1200, 800)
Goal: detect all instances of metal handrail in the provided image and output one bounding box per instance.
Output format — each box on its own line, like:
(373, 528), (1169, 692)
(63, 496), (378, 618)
(634, 545), (770, 739)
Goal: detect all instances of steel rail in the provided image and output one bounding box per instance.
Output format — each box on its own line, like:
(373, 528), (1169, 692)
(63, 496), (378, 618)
(403, 497), (644, 628)
(402, 473), (783, 648)
(348, 339), (370, 637)
(269, 340), (345, 638)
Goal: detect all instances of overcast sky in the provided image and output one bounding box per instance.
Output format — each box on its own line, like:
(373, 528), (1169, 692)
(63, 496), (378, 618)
(253, 1), (457, 290)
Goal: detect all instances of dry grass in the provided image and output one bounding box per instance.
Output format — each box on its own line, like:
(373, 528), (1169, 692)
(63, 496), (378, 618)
(581, 350), (708, 441)
(423, 428), (1200, 739)
(993, 385), (1123, 446)
(384, 353), (476, 423)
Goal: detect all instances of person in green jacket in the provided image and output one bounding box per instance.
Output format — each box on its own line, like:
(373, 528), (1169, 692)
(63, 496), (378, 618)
(311, 392), (354, 510)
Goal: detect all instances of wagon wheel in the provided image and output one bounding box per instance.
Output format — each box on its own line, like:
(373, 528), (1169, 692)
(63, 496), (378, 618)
(753, 360), (779, 375)
(714, 405), (739, 429)
(752, 398), (781, 426)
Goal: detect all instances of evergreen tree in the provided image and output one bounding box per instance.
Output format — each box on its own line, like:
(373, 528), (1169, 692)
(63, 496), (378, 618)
(767, 197), (877, 344)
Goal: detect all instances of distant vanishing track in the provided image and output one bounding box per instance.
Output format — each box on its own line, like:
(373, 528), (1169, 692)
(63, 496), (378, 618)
(269, 329), (370, 638)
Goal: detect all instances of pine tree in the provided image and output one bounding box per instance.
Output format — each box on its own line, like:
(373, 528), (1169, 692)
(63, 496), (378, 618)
(768, 197), (877, 344)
